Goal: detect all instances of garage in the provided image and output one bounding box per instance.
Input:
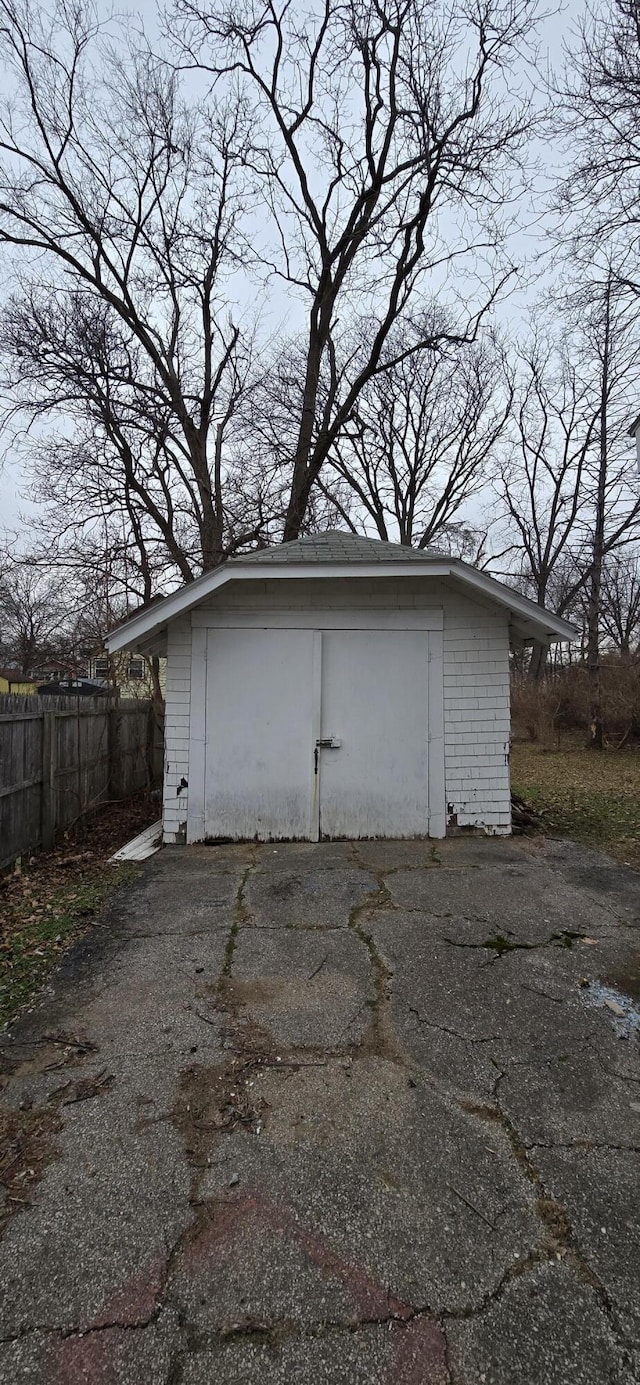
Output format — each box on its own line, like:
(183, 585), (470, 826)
(106, 531), (575, 843)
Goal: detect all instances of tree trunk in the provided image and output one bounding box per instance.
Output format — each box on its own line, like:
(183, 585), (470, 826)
(283, 280), (338, 542)
(586, 279), (610, 750)
(528, 639), (548, 681)
(189, 431), (224, 572)
(283, 329), (324, 542)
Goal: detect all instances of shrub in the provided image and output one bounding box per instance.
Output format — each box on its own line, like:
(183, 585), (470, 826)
(511, 655), (640, 745)
(511, 673), (562, 745)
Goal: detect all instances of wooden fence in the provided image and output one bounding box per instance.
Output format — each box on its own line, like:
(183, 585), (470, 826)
(0, 694), (164, 871)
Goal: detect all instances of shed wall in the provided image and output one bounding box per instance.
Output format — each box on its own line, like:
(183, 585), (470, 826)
(441, 591), (511, 833)
(163, 616), (191, 842)
(161, 577), (512, 841)
(199, 575), (440, 612)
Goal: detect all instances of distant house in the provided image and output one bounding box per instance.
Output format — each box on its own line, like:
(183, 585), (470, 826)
(0, 668), (38, 694)
(32, 659), (87, 684)
(87, 649), (165, 700)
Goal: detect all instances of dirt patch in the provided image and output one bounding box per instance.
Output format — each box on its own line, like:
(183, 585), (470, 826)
(537, 1197), (572, 1247)
(0, 1046), (114, 1234)
(0, 1101), (62, 1232)
(0, 1031), (98, 1084)
(171, 1051), (270, 1171)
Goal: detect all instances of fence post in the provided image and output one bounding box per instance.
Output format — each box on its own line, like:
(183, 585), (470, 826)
(41, 711), (57, 850)
(108, 704), (122, 799)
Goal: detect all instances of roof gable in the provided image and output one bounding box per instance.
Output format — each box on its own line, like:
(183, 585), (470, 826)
(107, 530), (577, 653)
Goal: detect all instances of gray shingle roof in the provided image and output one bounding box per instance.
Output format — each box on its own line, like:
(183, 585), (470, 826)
(234, 531), (436, 565)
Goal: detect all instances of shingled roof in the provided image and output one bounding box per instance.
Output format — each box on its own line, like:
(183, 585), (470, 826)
(236, 531), (436, 565)
(107, 528), (577, 653)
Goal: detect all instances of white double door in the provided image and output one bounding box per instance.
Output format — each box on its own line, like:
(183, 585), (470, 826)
(202, 625), (441, 841)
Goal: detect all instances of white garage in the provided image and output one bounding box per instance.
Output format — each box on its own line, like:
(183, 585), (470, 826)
(107, 532), (574, 843)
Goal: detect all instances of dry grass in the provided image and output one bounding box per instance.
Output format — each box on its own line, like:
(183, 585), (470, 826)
(511, 737), (640, 870)
(0, 793), (157, 1027)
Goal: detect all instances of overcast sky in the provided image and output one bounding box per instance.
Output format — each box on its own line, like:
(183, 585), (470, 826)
(0, 0), (585, 540)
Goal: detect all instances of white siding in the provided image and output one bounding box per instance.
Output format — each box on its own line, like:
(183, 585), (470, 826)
(159, 575), (512, 842)
(200, 576), (437, 613)
(163, 616), (192, 842)
(442, 590), (511, 834)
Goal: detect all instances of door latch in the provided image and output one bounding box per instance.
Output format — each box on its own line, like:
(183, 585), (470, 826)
(314, 736), (341, 775)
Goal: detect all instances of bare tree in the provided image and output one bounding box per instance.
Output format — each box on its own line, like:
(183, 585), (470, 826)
(317, 331), (512, 548)
(601, 552), (640, 655)
(556, 0), (640, 266)
(2, 289), (266, 585)
(576, 267), (640, 742)
(0, 564), (68, 672)
(175, 0), (540, 539)
(495, 336), (596, 676)
(0, 0), (269, 575)
(497, 273), (640, 692)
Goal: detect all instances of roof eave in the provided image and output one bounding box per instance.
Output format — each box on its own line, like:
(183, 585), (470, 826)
(106, 555), (577, 653)
(448, 560), (577, 642)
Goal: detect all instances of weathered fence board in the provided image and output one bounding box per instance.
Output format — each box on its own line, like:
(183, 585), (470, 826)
(0, 695), (163, 871)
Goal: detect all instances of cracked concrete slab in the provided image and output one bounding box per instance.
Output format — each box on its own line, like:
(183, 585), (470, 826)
(534, 1145), (640, 1345)
(0, 1055), (192, 1336)
(434, 836), (540, 867)
(0, 835), (638, 1385)
(252, 841), (357, 871)
(244, 867), (378, 929)
(352, 838), (440, 872)
(386, 864), (619, 942)
(446, 1261), (630, 1384)
(0, 1310), (181, 1385)
(364, 909), (603, 1069)
(119, 862), (242, 936)
(537, 839), (640, 925)
(228, 928), (373, 1048)
(157, 843), (257, 874)
(72, 931), (229, 1058)
(192, 1058), (540, 1319)
(496, 1047), (640, 1148)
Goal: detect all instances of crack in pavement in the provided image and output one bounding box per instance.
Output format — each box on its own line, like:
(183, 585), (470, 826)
(345, 869), (405, 1065)
(406, 1003), (504, 1046)
(456, 1073), (638, 1363)
(442, 929), (586, 959)
(526, 1141), (640, 1154)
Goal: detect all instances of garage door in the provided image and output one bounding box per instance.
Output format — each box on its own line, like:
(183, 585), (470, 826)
(204, 629), (317, 841)
(318, 630), (430, 839)
(201, 626), (439, 841)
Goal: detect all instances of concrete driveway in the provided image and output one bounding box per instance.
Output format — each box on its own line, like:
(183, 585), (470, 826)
(1, 836), (639, 1384)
